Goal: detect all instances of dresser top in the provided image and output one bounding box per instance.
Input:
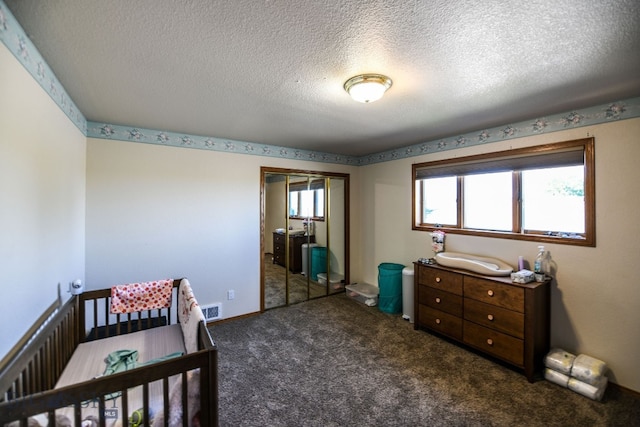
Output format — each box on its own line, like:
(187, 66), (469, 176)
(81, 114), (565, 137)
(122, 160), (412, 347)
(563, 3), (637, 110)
(414, 260), (551, 289)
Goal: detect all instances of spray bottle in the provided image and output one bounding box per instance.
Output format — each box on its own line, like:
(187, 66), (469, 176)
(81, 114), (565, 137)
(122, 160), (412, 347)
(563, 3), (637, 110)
(534, 246), (546, 281)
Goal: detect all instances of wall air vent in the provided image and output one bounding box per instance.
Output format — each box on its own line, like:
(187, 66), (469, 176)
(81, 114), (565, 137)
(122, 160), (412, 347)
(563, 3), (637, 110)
(201, 303), (222, 321)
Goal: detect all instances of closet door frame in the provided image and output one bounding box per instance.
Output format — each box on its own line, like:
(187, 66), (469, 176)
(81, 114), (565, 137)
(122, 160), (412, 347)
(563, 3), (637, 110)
(260, 167), (350, 311)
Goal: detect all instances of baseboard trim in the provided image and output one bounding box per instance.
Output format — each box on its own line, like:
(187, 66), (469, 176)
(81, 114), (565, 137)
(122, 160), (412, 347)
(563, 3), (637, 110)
(206, 311), (261, 326)
(608, 382), (640, 400)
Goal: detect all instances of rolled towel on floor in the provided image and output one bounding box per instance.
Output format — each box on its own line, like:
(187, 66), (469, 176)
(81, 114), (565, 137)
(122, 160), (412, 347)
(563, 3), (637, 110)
(544, 348), (576, 375)
(571, 354), (608, 386)
(544, 368), (570, 388)
(568, 376), (608, 401)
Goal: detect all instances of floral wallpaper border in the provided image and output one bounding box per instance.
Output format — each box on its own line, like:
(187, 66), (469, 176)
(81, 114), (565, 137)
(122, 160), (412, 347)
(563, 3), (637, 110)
(88, 97), (640, 166)
(2, 1), (640, 167)
(358, 98), (640, 166)
(0, 2), (86, 133)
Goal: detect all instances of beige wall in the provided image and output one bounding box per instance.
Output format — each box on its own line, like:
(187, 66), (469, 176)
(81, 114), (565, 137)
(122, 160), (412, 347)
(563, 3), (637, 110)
(355, 118), (640, 392)
(85, 138), (357, 320)
(0, 45), (86, 357)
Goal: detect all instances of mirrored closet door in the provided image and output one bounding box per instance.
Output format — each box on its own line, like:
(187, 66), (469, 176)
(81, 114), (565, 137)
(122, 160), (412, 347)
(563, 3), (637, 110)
(261, 168), (349, 310)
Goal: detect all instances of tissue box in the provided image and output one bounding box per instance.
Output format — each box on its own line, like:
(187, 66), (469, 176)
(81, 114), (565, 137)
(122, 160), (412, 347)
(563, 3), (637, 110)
(511, 269), (535, 283)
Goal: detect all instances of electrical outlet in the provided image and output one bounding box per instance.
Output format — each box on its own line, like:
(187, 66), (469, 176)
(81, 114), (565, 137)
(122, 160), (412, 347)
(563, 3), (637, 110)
(227, 290), (235, 300)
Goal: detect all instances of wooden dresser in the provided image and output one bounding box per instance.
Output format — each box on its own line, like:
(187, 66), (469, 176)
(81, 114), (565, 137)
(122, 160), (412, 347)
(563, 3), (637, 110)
(413, 261), (550, 382)
(273, 233), (315, 273)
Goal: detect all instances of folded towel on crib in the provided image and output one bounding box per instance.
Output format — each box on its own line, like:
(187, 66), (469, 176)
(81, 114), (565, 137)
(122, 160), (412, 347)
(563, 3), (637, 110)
(544, 348), (576, 375)
(178, 279), (205, 354)
(571, 354), (608, 386)
(568, 376), (608, 401)
(110, 279), (173, 314)
(544, 368), (570, 388)
(99, 349), (183, 400)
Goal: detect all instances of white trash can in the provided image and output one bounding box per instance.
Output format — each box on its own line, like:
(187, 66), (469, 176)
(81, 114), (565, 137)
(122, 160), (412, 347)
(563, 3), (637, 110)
(402, 267), (415, 323)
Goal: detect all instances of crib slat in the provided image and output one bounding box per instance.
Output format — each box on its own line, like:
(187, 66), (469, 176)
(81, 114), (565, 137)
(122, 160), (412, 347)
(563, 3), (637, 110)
(27, 360), (35, 397)
(143, 382), (150, 426)
(32, 357), (39, 395)
(99, 396), (106, 427)
(73, 402), (82, 426)
(127, 312), (133, 333)
(52, 327), (59, 378)
(104, 297), (110, 339)
(121, 388), (129, 427)
(92, 298), (98, 340)
(43, 339), (50, 390)
(162, 376), (170, 427)
(181, 371), (188, 426)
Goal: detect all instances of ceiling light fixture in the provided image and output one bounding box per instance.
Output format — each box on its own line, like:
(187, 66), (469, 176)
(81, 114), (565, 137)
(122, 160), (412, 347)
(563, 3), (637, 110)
(344, 74), (392, 103)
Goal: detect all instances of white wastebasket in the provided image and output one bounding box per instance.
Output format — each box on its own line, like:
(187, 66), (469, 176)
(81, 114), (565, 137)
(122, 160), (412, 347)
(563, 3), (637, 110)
(402, 267), (415, 323)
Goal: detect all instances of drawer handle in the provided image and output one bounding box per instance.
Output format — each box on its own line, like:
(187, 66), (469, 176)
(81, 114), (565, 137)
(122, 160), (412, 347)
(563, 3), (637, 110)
(435, 318), (441, 325)
(435, 297), (441, 304)
(487, 314), (494, 321)
(487, 338), (493, 346)
(435, 277), (441, 283)
(487, 290), (494, 297)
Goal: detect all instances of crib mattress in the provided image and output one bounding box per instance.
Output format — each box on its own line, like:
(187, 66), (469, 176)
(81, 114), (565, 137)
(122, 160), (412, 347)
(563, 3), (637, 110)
(53, 324), (186, 425)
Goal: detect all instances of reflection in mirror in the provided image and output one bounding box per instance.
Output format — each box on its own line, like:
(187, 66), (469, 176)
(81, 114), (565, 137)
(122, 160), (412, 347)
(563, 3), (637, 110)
(263, 173), (288, 309)
(287, 174), (319, 306)
(327, 177), (346, 295)
(262, 168), (349, 310)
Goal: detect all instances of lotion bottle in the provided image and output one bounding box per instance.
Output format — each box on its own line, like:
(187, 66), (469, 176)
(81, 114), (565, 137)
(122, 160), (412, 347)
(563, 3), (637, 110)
(534, 246), (546, 281)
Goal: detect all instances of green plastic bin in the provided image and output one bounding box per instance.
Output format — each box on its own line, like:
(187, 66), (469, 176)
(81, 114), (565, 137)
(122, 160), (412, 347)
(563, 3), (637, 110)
(311, 247), (327, 280)
(378, 263), (405, 313)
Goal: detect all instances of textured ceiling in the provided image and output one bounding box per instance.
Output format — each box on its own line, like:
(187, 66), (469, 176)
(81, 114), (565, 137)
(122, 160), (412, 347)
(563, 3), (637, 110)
(5, 0), (640, 156)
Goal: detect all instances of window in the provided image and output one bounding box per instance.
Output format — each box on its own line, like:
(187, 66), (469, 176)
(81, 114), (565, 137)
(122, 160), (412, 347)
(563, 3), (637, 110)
(412, 138), (595, 246)
(289, 179), (325, 220)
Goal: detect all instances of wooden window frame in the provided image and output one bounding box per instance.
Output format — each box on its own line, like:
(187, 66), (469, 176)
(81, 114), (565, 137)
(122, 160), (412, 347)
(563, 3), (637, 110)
(412, 137), (595, 247)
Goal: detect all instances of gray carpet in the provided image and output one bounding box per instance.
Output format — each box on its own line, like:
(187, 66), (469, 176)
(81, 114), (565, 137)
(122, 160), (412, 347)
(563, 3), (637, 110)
(264, 253), (334, 309)
(209, 293), (639, 426)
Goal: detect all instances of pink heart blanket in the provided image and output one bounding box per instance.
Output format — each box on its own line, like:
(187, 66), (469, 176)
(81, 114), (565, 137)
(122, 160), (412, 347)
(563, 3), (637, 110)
(110, 279), (173, 314)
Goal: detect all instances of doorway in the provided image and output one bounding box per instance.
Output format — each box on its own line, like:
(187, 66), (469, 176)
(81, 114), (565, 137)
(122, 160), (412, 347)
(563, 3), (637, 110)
(261, 167), (349, 310)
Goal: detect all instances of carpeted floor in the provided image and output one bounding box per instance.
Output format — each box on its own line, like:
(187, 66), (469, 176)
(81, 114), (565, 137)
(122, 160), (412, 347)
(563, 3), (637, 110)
(263, 253), (333, 309)
(209, 293), (639, 426)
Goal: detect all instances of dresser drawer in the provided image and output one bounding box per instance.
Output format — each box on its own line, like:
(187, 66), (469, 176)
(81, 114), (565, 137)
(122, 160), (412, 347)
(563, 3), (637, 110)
(464, 277), (524, 312)
(418, 268), (463, 296)
(273, 233), (285, 245)
(419, 285), (463, 317)
(419, 306), (463, 340)
(463, 321), (524, 366)
(464, 298), (524, 339)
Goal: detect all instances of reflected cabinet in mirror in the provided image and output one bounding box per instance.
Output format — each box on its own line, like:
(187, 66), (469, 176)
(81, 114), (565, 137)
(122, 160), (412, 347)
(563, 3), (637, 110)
(261, 167), (349, 310)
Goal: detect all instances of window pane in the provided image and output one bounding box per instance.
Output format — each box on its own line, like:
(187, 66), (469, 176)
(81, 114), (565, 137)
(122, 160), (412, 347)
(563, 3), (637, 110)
(464, 172), (512, 231)
(522, 166), (584, 234)
(315, 189), (324, 217)
(422, 176), (457, 225)
(300, 190), (314, 217)
(289, 192), (299, 216)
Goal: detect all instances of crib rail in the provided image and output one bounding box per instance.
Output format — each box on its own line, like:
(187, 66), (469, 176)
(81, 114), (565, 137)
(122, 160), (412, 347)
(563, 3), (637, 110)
(0, 294), (78, 403)
(0, 346), (218, 427)
(78, 279), (182, 343)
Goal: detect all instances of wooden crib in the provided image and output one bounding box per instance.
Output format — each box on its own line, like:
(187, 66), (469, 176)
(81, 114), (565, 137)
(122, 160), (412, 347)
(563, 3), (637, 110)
(0, 279), (218, 427)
